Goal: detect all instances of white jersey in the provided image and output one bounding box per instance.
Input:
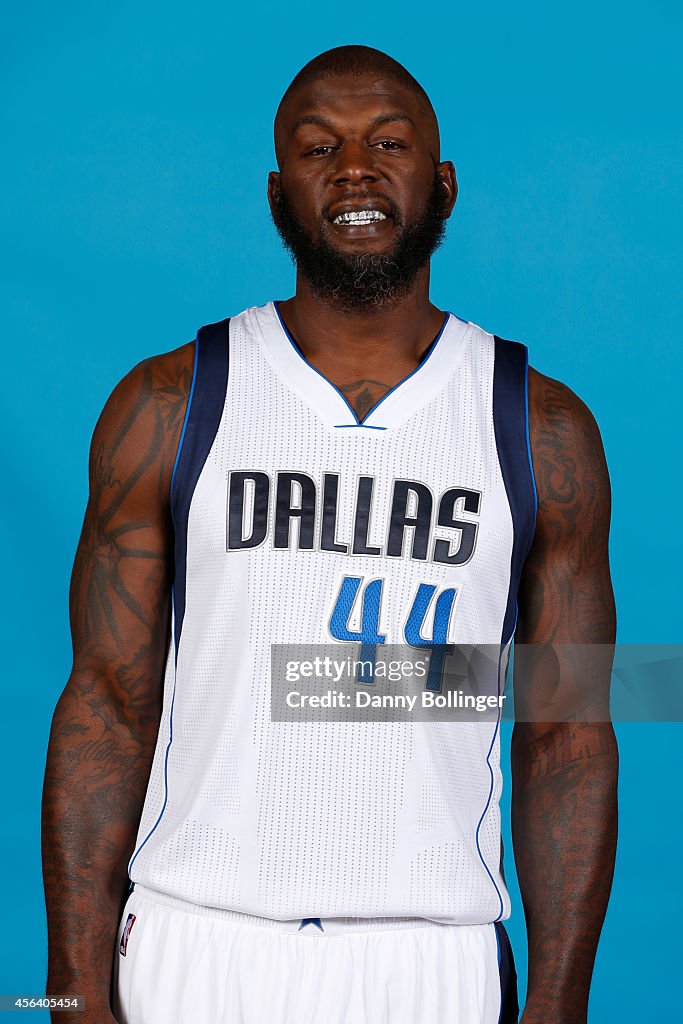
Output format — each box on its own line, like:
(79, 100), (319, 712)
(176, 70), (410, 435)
(128, 301), (537, 924)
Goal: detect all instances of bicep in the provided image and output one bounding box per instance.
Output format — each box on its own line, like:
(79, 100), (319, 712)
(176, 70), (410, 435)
(516, 370), (615, 646)
(66, 354), (186, 732)
(513, 371), (616, 728)
(68, 501), (170, 733)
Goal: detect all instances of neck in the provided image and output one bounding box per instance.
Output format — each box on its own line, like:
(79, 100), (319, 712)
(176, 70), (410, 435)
(277, 263), (445, 371)
(275, 263), (448, 423)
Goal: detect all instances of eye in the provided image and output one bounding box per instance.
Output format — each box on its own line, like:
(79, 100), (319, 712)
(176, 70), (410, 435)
(307, 145), (335, 156)
(374, 140), (402, 151)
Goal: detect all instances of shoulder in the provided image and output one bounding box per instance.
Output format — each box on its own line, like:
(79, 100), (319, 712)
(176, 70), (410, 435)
(94, 341), (195, 436)
(527, 365), (610, 493)
(87, 341), (196, 504)
(518, 368), (615, 642)
(528, 365), (601, 437)
(527, 363), (611, 510)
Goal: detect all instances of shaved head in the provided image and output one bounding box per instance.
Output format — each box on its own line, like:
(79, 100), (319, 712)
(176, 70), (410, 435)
(274, 45), (440, 167)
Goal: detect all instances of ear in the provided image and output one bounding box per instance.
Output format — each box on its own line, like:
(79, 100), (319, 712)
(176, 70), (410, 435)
(437, 161), (458, 218)
(267, 171), (282, 215)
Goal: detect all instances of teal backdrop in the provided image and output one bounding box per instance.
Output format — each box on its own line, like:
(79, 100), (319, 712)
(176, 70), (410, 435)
(1, 1), (680, 1019)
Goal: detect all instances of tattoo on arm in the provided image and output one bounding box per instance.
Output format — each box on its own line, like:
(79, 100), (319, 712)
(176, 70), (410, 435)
(512, 370), (618, 1024)
(515, 721), (616, 784)
(42, 345), (193, 1017)
(517, 374), (615, 645)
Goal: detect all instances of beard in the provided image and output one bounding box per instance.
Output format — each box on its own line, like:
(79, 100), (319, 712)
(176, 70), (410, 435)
(270, 174), (448, 312)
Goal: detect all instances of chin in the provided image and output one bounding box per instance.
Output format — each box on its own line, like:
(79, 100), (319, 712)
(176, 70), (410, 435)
(323, 231), (399, 258)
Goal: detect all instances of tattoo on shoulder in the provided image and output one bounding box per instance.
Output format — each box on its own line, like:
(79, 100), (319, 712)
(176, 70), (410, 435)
(72, 346), (194, 661)
(521, 371), (614, 643)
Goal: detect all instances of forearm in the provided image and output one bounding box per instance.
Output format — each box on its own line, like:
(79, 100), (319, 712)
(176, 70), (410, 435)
(511, 722), (618, 1024)
(42, 675), (157, 1020)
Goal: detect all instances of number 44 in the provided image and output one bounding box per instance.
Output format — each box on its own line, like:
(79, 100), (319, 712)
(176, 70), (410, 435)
(329, 575), (457, 691)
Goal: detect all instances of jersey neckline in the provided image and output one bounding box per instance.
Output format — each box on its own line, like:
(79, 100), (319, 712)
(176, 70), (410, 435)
(252, 300), (472, 432)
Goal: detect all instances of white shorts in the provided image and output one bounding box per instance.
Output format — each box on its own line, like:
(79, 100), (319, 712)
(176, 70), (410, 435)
(113, 884), (518, 1024)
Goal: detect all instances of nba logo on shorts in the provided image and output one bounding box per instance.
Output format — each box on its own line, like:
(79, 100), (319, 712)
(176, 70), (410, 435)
(119, 913), (136, 956)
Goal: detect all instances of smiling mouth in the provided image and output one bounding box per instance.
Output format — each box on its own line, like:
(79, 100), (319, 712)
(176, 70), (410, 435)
(332, 210), (388, 226)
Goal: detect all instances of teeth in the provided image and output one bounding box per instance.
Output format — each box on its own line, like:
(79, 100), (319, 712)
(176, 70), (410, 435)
(333, 210), (387, 225)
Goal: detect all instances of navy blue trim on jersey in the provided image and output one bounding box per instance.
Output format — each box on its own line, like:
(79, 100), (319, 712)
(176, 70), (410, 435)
(170, 339), (199, 492)
(495, 921), (519, 1023)
(127, 318), (231, 877)
(334, 423), (387, 431)
(492, 337), (538, 645)
(523, 356), (539, 519)
(170, 318), (231, 659)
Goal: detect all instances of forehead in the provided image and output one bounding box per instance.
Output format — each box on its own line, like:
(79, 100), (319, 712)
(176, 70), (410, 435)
(279, 72), (431, 138)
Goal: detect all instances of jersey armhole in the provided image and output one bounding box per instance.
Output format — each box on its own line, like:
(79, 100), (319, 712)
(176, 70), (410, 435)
(523, 346), (539, 529)
(493, 335), (538, 644)
(169, 318), (231, 655)
(170, 337), (200, 501)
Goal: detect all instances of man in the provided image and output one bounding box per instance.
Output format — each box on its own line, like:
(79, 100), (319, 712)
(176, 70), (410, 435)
(42, 45), (618, 1024)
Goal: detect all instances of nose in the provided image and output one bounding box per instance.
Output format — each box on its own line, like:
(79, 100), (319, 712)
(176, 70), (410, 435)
(331, 141), (380, 187)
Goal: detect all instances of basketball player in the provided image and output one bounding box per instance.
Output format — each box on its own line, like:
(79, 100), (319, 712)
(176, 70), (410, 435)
(42, 46), (618, 1024)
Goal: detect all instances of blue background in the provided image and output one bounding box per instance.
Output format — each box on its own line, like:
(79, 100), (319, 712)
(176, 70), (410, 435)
(1, 1), (680, 1018)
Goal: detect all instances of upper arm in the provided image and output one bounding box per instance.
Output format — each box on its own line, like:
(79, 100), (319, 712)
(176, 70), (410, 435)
(513, 368), (616, 728)
(66, 341), (195, 734)
(516, 367), (615, 646)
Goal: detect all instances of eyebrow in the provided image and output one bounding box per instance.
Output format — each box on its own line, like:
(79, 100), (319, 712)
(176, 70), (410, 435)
(370, 113), (416, 129)
(291, 112), (417, 134)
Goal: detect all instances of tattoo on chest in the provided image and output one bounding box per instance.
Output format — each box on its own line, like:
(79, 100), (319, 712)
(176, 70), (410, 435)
(338, 379), (392, 420)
